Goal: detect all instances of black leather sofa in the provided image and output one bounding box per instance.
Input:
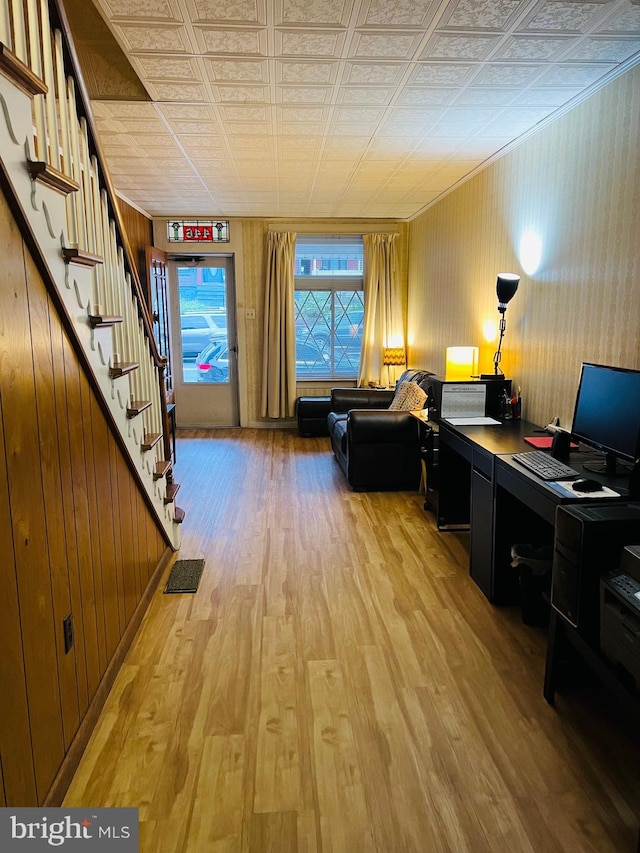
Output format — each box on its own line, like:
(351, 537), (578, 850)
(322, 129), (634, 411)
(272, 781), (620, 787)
(327, 369), (433, 490)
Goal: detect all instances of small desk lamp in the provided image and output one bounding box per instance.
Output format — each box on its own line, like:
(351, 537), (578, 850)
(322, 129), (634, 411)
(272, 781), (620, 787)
(445, 346), (479, 381)
(480, 273), (520, 380)
(383, 346), (406, 386)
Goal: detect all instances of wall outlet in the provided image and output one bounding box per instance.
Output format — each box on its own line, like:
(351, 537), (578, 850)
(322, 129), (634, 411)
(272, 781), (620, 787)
(245, 308), (256, 319)
(63, 613), (74, 654)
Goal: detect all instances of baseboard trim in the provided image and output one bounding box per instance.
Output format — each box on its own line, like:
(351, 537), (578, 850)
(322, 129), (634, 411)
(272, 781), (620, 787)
(245, 419), (297, 429)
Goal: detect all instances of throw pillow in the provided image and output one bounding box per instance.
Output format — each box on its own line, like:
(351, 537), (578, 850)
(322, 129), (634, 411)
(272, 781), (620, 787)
(402, 381), (428, 411)
(388, 380), (427, 411)
(388, 380), (409, 410)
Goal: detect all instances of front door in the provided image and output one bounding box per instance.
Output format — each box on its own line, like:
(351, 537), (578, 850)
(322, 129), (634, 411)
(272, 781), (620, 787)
(169, 256), (239, 427)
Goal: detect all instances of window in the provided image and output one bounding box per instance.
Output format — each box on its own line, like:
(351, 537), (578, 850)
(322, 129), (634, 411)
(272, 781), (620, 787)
(294, 235), (364, 380)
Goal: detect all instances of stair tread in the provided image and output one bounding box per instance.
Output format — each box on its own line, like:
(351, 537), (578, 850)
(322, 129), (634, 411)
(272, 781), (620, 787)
(174, 506), (186, 524)
(63, 247), (104, 267)
(89, 313), (122, 328)
(164, 482), (180, 504)
(127, 400), (151, 418)
(142, 432), (162, 450)
(109, 362), (138, 378)
(154, 461), (172, 480)
(28, 161), (79, 195)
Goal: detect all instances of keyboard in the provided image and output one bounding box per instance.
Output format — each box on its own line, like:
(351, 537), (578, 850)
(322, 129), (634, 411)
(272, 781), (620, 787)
(511, 450), (580, 481)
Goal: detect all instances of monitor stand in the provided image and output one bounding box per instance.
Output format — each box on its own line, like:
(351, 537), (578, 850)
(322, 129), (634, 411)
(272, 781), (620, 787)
(582, 451), (628, 477)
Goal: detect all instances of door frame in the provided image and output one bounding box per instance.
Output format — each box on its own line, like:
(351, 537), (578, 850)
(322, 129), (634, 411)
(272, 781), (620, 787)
(168, 254), (240, 428)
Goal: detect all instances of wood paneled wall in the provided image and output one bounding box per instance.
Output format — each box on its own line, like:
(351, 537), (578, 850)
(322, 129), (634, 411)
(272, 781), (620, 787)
(117, 195), (154, 302)
(407, 63), (640, 429)
(0, 187), (170, 806)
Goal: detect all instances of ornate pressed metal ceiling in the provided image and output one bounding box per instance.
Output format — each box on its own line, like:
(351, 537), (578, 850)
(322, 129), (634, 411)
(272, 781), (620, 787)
(65, 0), (640, 218)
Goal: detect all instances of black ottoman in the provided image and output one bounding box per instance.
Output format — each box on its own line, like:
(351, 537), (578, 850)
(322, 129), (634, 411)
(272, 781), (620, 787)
(296, 397), (332, 436)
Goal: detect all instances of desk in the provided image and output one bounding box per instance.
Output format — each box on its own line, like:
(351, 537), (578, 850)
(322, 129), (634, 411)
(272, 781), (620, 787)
(437, 418), (631, 603)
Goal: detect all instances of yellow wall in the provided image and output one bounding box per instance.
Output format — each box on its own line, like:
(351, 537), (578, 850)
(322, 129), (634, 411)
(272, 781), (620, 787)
(407, 63), (640, 429)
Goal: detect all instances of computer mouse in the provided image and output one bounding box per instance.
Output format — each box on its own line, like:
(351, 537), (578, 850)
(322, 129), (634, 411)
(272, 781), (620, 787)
(572, 478), (601, 493)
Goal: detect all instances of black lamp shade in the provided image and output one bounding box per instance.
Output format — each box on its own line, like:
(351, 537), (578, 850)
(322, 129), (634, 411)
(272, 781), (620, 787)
(496, 273), (520, 308)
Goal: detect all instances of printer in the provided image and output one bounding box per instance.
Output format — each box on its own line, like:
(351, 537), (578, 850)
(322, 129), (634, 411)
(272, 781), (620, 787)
(600, 545), (640, 693)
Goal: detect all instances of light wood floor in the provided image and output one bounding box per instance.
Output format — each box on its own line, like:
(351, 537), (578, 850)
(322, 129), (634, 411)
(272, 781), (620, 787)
(64, 429), (640, 852)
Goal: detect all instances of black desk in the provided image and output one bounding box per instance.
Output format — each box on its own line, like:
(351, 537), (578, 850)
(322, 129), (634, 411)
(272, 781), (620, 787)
(437, 418), (631, 603)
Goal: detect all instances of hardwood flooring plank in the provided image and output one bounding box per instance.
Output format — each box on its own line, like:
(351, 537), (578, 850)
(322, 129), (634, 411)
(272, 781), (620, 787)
(253, 616), (302, 814)
(357, 560), (429, 689)
(307, 660), (373, 852)
(298, 568), (337, 663)
(295, 809), (318, 853)
(185, 735), (245, 852)
(244, 811), (298, 853)
(343, 644), (429, 852)
(201, 585), (260, 738)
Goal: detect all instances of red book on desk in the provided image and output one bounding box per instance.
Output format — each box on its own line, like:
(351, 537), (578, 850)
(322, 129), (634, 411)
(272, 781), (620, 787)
(524, 435), (579, 450)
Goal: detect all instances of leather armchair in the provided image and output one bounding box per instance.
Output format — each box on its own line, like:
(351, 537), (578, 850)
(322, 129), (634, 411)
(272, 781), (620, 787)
(327, 369), (432, 490)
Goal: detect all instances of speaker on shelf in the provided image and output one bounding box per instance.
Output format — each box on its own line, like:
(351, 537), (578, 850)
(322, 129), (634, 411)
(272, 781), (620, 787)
(551, 429), (571, 461)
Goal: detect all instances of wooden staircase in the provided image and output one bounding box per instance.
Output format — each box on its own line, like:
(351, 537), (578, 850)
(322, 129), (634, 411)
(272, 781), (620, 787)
(0, 0), (184, 546)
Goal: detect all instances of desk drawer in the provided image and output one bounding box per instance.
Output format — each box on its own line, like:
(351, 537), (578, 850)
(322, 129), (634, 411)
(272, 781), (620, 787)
(439, 423), (472, 462)
(496, 459), (557, 525)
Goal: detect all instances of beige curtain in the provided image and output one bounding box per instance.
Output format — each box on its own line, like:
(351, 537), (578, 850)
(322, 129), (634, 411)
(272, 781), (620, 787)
(358, 233), (404, 386)
(261, 231), (297, 418)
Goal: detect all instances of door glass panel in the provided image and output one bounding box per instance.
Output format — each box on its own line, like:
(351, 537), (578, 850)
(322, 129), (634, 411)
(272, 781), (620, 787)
(177, 265), (228, 383)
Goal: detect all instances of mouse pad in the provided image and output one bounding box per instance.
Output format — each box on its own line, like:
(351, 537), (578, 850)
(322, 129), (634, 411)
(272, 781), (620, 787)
(550, 480), (620, 498)
(524, 436), (579, 450)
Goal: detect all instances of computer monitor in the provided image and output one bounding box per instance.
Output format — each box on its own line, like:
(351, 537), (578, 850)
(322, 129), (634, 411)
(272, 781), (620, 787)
(571, 362), (640, 474)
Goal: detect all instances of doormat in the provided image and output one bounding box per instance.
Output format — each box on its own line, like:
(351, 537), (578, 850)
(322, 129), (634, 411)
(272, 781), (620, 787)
(163, 559), (205, 594)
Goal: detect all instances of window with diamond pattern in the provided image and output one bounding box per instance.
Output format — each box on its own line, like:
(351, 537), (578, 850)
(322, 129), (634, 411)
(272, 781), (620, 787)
(294, 236), (364, 380)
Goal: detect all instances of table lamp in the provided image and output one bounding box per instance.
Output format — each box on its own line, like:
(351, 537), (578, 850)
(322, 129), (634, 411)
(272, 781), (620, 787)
(445, 346), (479, 381)
(383, 346), (406, 386)
(480, 272), (520, 379)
